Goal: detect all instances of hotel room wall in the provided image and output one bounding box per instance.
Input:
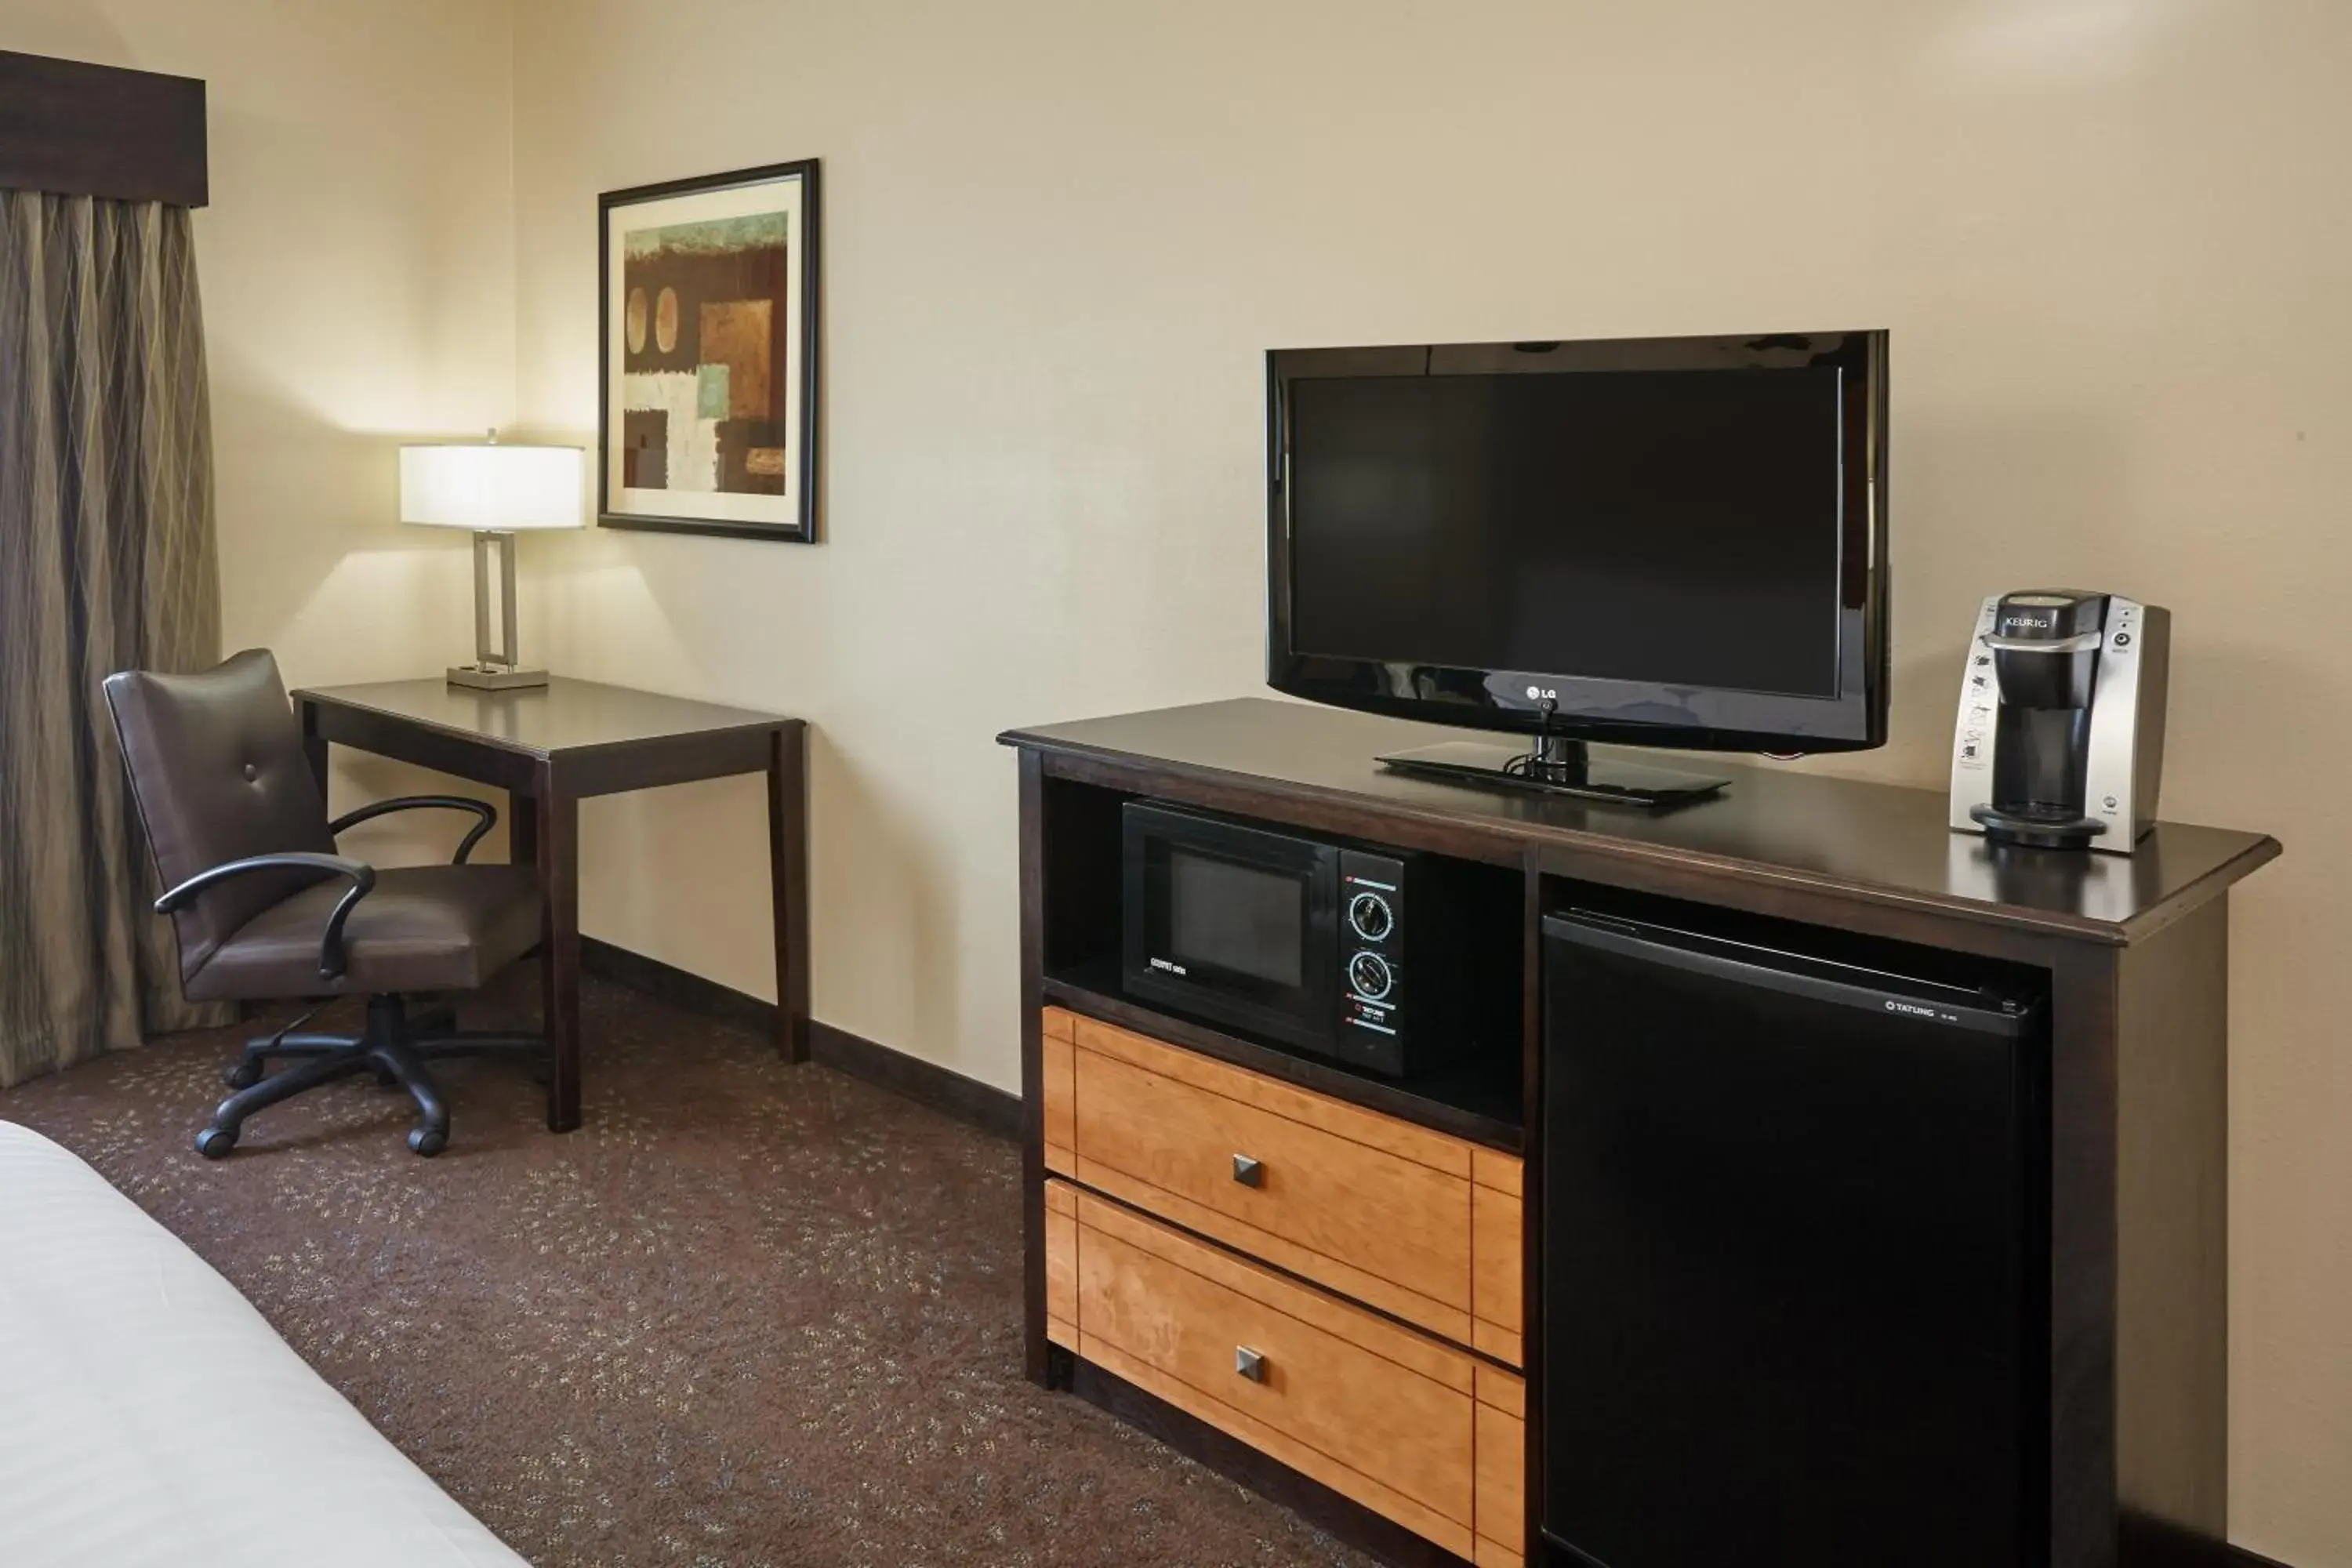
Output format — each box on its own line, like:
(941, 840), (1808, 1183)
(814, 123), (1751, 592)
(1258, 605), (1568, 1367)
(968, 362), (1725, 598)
(508, 4), (2350, 1555)
(4, 0), (521, 865)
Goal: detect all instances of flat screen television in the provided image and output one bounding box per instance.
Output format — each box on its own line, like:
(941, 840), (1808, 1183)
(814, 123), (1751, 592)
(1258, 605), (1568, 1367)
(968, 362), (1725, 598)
(1266, 331), (1889, 803)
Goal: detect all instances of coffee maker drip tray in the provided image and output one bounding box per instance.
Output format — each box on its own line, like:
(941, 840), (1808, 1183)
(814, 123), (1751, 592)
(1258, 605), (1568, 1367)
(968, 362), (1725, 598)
(1969, 803), (2110, 850)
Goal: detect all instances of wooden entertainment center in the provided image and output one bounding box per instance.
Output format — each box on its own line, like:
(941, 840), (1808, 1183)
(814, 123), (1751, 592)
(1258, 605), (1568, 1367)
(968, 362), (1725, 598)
(1003, 697), (2278, 1568)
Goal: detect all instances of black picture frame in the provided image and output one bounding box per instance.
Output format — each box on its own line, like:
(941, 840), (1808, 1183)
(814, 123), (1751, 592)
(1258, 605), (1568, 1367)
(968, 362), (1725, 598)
(597, 158), (820, 543)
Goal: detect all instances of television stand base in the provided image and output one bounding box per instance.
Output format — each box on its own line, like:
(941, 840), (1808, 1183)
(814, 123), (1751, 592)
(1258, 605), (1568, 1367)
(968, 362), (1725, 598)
(1377, 737), (1730, 809)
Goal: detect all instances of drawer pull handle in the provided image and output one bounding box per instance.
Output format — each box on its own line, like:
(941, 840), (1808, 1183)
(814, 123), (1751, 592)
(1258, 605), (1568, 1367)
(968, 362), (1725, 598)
(1235, 1345), (1267, 1383)
(1232, 1154), (1263, 1187)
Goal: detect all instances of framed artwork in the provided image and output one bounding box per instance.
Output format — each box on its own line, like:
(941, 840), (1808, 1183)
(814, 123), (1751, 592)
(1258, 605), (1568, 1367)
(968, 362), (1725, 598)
(598, 159), (819, 543)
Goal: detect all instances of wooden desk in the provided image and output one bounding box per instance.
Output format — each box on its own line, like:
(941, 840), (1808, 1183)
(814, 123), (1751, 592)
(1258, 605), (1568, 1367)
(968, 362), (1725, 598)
(294, 677), (808, 1131)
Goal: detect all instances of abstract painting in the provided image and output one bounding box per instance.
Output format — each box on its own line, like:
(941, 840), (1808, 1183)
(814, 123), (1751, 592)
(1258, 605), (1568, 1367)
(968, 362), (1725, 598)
(599, 160), (819, 542)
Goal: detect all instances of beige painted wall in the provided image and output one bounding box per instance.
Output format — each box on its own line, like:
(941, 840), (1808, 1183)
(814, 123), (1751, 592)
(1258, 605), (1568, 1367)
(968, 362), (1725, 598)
(4, 0), (520, 866)
(510, 2), (2349, 1557)
(11, 0), (2344, 1559)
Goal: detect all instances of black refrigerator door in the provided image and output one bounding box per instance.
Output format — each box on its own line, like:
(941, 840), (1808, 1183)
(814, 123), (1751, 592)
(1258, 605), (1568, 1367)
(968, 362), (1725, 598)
(1541, 914), (2045, 1568)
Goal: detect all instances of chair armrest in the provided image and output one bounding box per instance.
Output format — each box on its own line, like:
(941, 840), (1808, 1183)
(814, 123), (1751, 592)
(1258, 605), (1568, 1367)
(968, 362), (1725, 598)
(329, 794), (499, 865)
(154, 852), (377, 980)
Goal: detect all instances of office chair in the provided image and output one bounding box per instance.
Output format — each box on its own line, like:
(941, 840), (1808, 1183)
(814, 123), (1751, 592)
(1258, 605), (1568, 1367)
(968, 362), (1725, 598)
(103, 649), (545, 1157)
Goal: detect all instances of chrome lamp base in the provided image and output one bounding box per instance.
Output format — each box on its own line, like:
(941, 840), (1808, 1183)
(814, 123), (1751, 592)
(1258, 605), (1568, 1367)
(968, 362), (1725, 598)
(446, 663), (550, 691)
(444, 528), (550, 691)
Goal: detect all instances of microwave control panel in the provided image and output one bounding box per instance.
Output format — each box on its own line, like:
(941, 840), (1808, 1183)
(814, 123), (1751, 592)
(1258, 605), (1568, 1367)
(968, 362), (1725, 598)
(1338, 848), (1410, 1076)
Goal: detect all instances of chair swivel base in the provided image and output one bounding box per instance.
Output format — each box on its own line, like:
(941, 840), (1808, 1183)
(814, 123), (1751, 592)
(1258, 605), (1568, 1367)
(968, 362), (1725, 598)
(198, 993), (543, 1159)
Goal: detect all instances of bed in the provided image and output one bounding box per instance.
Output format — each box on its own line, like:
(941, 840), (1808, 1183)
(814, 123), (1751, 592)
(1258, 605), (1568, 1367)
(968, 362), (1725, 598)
(0, 1120), (527, 1566)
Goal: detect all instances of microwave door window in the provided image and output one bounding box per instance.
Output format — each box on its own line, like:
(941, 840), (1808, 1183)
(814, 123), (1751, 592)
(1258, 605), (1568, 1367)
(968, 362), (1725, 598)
(1167, 849), (1306, 995)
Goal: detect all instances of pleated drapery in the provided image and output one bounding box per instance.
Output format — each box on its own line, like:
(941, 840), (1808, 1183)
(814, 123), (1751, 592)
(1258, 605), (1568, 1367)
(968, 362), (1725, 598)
(0, 190), (229, 1087)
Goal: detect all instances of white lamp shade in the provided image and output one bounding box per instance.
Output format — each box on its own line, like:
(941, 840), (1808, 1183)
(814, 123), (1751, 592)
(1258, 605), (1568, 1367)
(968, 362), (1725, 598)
(398, 443), (585, 531)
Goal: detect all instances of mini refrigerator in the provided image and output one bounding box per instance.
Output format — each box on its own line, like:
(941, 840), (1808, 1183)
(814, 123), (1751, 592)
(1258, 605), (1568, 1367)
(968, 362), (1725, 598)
(1541, 911), (2048, 1568)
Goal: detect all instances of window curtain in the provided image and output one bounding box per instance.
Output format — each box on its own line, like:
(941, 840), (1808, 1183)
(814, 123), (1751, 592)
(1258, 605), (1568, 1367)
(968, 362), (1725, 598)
(0, 190), (229, 1088)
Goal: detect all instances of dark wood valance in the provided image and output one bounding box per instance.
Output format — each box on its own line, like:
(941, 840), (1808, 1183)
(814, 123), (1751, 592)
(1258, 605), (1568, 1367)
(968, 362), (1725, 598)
(0, 51), (206, 208)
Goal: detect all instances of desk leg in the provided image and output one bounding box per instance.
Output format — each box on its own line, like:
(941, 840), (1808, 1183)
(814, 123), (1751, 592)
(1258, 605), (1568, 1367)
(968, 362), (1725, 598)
(768, 723), (811, 1064)
(509, 790), (538, 866)
(299, 699), (328, 800)
(535, 763), (582, 1131)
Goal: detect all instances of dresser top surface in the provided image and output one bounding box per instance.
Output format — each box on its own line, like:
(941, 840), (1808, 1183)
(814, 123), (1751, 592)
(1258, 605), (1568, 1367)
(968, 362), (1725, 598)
(1001, 698), (2279, 946)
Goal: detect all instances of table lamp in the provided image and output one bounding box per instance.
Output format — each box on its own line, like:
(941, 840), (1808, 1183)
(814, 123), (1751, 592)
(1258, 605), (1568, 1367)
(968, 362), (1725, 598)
(398, 436), (584, 690)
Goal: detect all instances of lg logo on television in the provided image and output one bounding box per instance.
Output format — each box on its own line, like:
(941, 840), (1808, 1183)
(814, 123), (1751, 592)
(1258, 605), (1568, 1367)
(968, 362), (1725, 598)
(1526, 686), (1558, 702)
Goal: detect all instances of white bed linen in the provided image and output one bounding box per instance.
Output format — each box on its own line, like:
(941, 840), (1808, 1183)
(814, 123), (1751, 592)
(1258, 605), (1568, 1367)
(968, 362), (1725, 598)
(0, 1121), (527, 1566)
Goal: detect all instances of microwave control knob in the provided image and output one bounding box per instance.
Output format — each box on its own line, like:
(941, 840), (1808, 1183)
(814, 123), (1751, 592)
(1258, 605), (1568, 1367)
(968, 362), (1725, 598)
(1348, 950), (1393, 1001)
(1348, 891), (1394, 942)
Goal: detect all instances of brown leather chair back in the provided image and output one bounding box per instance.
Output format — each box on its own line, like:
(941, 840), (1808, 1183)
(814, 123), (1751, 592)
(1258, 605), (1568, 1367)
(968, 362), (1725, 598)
(103, 649), (336, 982)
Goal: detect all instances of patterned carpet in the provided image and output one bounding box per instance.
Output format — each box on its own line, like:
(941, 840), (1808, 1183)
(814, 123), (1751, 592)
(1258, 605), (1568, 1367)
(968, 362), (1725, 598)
(0, 971), (1375, 1568)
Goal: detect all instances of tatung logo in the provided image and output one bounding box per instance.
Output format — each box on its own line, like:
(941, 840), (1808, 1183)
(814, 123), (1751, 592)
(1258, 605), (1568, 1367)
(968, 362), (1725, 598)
(1884, 998), (1940, 1019)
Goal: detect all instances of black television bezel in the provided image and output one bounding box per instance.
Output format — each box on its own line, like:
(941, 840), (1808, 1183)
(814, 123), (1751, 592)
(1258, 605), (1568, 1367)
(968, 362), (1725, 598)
(1265, 330), (1889, 754)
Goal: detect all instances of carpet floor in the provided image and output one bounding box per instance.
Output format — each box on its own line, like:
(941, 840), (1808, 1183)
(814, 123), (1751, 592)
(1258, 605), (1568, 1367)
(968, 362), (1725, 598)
(0, 971), (1377, 1568)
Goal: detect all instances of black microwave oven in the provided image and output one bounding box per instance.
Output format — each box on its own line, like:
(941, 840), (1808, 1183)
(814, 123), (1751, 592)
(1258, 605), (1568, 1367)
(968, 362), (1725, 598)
(1120, 800), (1479, 1078)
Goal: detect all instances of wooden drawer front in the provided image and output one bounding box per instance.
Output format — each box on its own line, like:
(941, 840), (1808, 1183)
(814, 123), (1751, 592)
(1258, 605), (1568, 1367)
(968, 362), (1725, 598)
(1072, 1189), (1479, 1557)
(1472, 1149), (1524, 1366)
(1044, 1181), (1079, 1348)
(1042, 1010), (1076, 1177)
(1474, 1364), (1526, 1566)
(1057, 1012), (1497, 1343)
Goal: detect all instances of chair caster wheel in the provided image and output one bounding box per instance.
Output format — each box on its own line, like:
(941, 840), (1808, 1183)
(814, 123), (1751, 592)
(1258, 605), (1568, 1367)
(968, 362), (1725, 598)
(224, 1060), (263, 1089)
(407, 1127), (448, 1157)
(195, 1126), (238, 1160)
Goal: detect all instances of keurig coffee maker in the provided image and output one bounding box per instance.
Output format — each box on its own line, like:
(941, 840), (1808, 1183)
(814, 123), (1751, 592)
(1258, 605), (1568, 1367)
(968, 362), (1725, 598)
(1948, 590), (2170, 853)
